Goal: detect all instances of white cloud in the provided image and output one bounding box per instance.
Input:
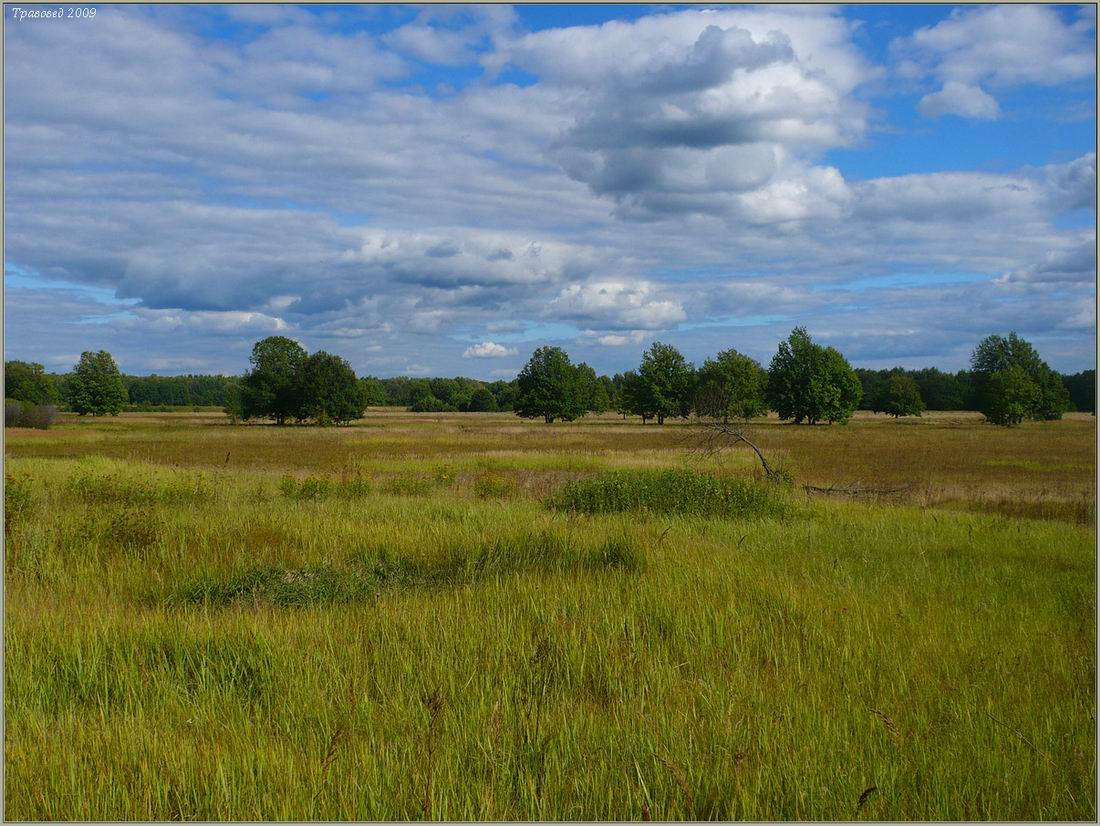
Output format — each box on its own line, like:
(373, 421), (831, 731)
(549, 281), (686, 331)
(596, 331), (647, 347)
(895, 5), (1095, 120)
(462, 341), (517, 358)
(132, 308), (289, 335)
(998, 236), (1097, 285)
(918, 81), (1000, 119)
(493, 7), (872, 220)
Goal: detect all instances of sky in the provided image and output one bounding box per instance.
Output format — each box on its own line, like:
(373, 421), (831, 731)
(3, 3), (1096, 379)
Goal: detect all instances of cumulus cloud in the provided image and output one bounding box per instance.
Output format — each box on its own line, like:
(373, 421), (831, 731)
(998, 237), (1097, 285)
(494, 7), (871, 221)
(132, 308), (290, 335)
(548, 281), (686, 331)
(918, 81), (1000, 119)
(596, 331), (647, 347)
(896, 5), (1095, 119)
(462, 341), (517, 358)
(385, 5), (517, 65)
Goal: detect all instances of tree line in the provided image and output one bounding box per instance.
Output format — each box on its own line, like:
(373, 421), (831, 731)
(4, 330), (1094, 426)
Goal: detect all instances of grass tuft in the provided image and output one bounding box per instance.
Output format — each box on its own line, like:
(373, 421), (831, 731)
(548, 469), (788, 519)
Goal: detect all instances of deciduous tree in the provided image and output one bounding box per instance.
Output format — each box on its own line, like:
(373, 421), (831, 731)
(766, 328), (861, 424)
(241, 336), (307, 425)
(66, 351), (126, 416)
(514, 346), (585, 423)
(694, 349), (767, 421)
(638, 342), (693, 425)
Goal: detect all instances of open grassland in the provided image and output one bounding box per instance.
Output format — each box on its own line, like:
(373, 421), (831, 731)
(4, 411), (1096, 820)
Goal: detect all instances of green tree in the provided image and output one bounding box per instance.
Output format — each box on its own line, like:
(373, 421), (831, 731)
(766, 328), (861, 424)
(982, 365), (1039, 426)
(4, 361), (59, 406)
(618, 370), (650, 422)
(514, 346), (586, 423)
(576, 363), (610, 413)
(1062, 369), (1095, 414)
(467, 386), (499, 412)
(855, 368), (889, 412)
(638, 342), (694, 425)
(409, 394), (456, 412)
(488, 380), (518, 411)
(694, 349), (767, 421)
(971, 332), (1069, 422)
(297, 351), (365, 425)
(882, 373), (925, 418)
(223, 382), (244, 424)
(66, 351), (127, 416)
(241, 336), (307, 425)
(359, 376), (387, 407)
(909, 367), (967, 410)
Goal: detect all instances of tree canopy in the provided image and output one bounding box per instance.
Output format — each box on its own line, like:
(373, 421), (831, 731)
(881, 373), (925, 418)
(635, 342), (694, 425)
(766, 328), (861, 424)
(239, 337), (364, 425)
(297, 351), (365, 425)
(241, 336), (308, 425)
(66, 351), (127, 416)
(971, 332), (1069, 425)
(4, 361), (59, 406)
(514, 346), (586, 423)
(694, 349), (767, 421)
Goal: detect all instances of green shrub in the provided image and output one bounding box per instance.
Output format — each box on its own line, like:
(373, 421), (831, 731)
(381, 476), (433, 497)
(68, 468), (213, 505)
(278, 473), (371, 500)
(473, 472), (518, 499)
(548, 469), (788, 519)
(432, 463), (459, 486)
(102, 507), (163, 554)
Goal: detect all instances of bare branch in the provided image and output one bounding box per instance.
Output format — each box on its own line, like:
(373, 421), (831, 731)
(684, 417), (779, 480)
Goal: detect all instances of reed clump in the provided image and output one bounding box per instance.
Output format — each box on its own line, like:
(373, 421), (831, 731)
(549, 469), (789, 519)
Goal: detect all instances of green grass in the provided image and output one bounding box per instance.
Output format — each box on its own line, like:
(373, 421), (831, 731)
(4, 414), (1095, 820)
(549, 468), (790, 519)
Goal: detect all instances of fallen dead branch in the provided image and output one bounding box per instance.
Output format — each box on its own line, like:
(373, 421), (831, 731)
(802, 482), (912, 499)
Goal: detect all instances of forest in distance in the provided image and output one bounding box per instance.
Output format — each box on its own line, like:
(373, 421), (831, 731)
(5, 333), (1096, 418)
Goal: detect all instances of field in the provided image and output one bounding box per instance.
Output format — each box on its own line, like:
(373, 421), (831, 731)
(4, 410), (1096, 819)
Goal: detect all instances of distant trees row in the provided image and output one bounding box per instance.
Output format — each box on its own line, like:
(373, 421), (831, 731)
(514, 328), (864, 425)
(510, 329), (1091, 427)
(5, 351), (128, 417)
(4, 332), (1094, 427)
(4, 359), (239, 411)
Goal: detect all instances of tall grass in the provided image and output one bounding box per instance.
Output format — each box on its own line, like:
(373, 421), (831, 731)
(549, 468), (789, 519)
(3, 415), (1095, 820)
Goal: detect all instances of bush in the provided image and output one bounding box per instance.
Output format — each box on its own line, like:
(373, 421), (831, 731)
(409, 394), (457, 413)
(68, 467), (214, 505)
(548, 469), (788, 519)
(5, 400), (59, 429)
(473, 472), (518, 499)
(278, 474), (371, 500)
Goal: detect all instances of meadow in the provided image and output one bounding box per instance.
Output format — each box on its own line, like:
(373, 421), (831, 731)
(4, 410), (1096, 819)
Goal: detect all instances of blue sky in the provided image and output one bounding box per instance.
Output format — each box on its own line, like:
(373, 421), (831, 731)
(4, 3), (1095, 378)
